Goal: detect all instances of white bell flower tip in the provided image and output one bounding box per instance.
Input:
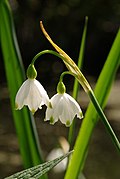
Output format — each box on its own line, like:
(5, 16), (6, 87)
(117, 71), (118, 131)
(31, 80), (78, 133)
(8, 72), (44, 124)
(79, 111), (84, 119)
(15, 102), (37, 115)
(15, 103), (19, 110)
(50, 116), (55, 125)
(65, 113), (83, 127)
(65, 120), (71, 127)
(31, 108), (36, 114)
(44, 116), (58, 125)
(15, 102), (25, 111)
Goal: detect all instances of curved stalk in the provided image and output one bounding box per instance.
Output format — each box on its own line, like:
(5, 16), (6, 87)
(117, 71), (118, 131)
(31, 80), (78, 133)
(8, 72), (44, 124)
(31, 49), (120, 153)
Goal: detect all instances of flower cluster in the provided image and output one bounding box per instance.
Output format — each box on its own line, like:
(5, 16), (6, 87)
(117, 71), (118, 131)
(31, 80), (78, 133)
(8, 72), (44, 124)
(15, 64), (83, 126)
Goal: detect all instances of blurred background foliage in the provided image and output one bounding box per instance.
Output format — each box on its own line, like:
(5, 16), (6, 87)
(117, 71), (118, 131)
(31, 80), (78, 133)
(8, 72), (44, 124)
(1, 0), (120, 88)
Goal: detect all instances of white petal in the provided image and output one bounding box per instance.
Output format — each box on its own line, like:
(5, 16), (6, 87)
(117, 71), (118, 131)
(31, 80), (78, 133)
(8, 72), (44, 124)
(15, 79), (30, 109)
(59, 95), (75, 126)
(45, 94), (62, 123)
(34, 80), (49, 107)
(51, 94), (63, 118)
(51, 94), (62, 106)
(64, 93), (83, 119)
(45, 108), (58, 124)
(24, 83), (42, 111)
(45, 107), (53, 121)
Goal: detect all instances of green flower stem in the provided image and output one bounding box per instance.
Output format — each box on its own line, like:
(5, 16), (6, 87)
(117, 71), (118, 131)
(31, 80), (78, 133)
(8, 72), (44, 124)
(59, 71), (74, 82)
(31, 50), (91, 92)
(31, 50), (63, 65)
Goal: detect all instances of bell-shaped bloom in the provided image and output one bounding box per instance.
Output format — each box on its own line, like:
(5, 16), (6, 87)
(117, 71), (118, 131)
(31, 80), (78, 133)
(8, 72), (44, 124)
(15, 79), (49, 113)
(45, 93), (83, 126)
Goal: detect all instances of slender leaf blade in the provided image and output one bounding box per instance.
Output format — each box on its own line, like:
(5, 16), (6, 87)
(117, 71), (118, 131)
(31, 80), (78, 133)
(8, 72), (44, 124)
(65, 29), (120, 179)
(0, 0), (45, 175)
(68, 16), (88, 146)
(5, 151), (73, 179)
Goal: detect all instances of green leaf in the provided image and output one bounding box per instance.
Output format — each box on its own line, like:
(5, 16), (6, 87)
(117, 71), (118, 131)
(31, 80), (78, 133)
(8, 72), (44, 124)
(65, 29), (120, 179)
(68, 16), (88, 146)
(0, 0), (45, 175)
(5, 151), (73, 179)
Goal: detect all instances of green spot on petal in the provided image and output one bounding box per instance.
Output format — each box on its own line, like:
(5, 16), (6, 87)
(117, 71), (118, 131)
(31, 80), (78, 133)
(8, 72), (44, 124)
(80, 111), (83, 118)
(15, 103), (18, 110)
(31, 109), (35, 115)
(66, 120), (71, 127)
(50, 116), (54, 124)
(49, 102), (52, 108)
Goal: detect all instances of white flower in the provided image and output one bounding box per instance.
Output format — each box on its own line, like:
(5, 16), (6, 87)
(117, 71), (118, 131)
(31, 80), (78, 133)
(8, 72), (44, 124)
(45, 93), (83, 126)
(15, 79), (49, 113)
(46, 148), (68, 173)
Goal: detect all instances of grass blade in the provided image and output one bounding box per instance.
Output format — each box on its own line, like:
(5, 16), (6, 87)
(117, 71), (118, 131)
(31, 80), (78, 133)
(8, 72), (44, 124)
(0, 1), (46, 177)
(68, 16), (88, 146)
(65, 29), (120, 179)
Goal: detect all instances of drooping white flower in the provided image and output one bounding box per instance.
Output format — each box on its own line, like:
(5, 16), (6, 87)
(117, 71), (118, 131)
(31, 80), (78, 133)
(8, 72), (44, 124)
(15, 79), (49, 113)
(45, 92), (83, 127)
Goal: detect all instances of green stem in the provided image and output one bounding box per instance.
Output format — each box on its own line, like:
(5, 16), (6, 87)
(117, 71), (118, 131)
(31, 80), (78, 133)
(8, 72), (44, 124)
(31, 50), (64, 65)
(59, 71), (74, 82)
